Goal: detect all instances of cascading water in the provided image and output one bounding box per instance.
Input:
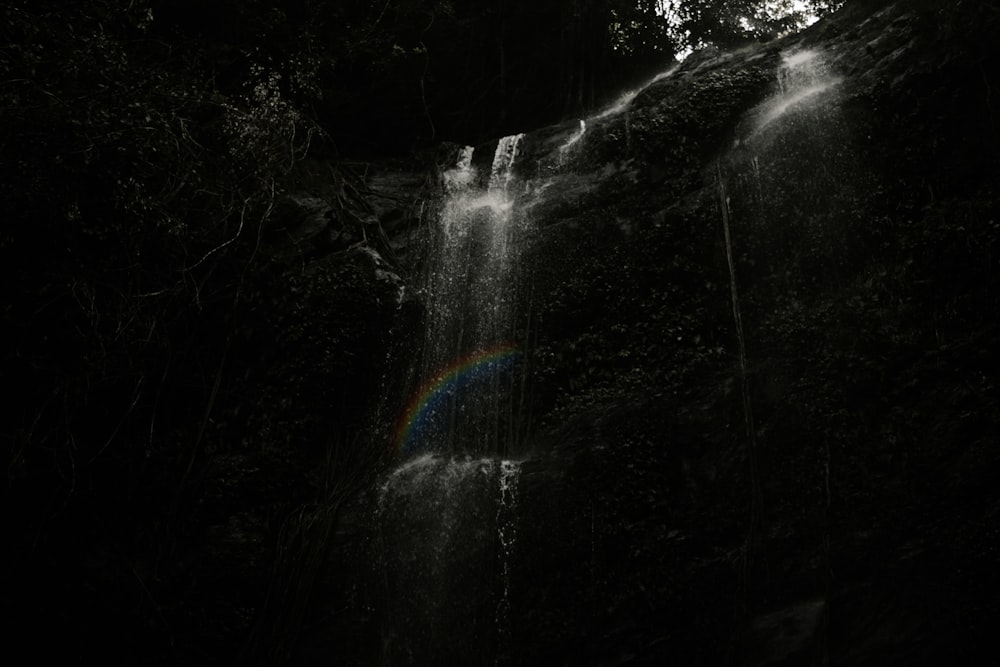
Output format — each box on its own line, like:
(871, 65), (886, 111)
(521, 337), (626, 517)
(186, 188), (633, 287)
(749, 50), (843, 138)
(717, 46), (863, 615)
(725, 47), (856, 298)
(376, 455), (523, 664)
(374, 135), (531, 664)
(716, 159), (763, 612)
(557, 120), (587, 167)
(494, 460), (521, 641)
(407, 134), (527, 457)
(371, 63), (692, 664)
(550, 65), (679, 171)
(593, 66), (677, 121)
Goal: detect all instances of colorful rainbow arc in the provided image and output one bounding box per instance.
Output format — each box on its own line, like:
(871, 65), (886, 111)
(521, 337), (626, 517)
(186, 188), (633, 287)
(393, 345), (522, 455)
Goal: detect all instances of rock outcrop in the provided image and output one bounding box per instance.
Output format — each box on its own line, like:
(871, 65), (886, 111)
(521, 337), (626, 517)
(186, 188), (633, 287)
(311, 1), (1000, 665)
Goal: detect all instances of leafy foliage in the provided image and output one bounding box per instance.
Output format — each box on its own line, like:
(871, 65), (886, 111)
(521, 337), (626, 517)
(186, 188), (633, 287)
(1, 1), (408, 662)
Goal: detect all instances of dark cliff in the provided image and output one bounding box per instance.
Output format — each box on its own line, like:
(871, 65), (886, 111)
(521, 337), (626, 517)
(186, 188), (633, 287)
(3, 0), (998, 664)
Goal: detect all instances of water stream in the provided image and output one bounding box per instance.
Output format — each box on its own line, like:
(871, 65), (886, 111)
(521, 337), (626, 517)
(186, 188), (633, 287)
(726, 47), (856, 299)
(554, 65), (679, 168)
(717, 45), (860, 614)
(373, 61), (694, 664)
(404, 134), (528, 458)
(375, 134), (533, 663)
(376, 454), (523, 664)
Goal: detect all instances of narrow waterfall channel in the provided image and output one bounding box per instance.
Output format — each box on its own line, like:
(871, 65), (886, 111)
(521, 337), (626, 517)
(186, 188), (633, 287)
(715, 46), (853, 354)
(725, 47), (854, 289)
(401, 134), (528, 458)
(376, 135), (531, 664)
(716, 46), (863, 614)
(376, 455), (522, 664)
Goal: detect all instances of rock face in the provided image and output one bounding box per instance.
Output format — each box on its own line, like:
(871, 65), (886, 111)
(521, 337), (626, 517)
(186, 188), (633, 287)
(308, 1), (1000, 665)
(522, 2), (1000, 664)
(16, 1), (990, 664)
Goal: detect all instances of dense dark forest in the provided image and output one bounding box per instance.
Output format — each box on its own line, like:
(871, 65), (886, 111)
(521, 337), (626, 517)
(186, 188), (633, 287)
(3, 0), (998, 664)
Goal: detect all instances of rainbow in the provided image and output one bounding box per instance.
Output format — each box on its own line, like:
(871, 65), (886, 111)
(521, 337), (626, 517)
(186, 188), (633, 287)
(394, 345), (522, 455)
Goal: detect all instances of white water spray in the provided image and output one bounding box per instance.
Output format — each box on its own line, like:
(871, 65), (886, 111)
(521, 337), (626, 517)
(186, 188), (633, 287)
(490, 134), (524, 194)
(374, 133), (532, 662)
(750, 49), (842, 137)
(593, 66), (678, 121)
(557, 120), (587, 166)
(417, 134), (528, 456)
(494, 460), (521, 657)
(376, 454), (523, 664)
(540, 65), (678, 175)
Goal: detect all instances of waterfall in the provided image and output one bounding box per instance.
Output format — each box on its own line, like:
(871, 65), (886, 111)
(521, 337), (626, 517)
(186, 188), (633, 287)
(490, 134), (524, 194)
(748, 49), (843, 138)
(404, 134), (528, 458)
(592, 66), (678, 121)
(557, 119), (587, 166)
(729, 47), (855, 294)
(374, 135), (532, 664)
(549, 65), (678, 171)
(494, 460), (521, 651)
(716, 161), (763, 613)
(717, 45), (861, 618)
(376, 455), (522, 664)
(523, 64), (679, 180)
(371, 62), (693, 665)
(375, 454), (524, 664)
